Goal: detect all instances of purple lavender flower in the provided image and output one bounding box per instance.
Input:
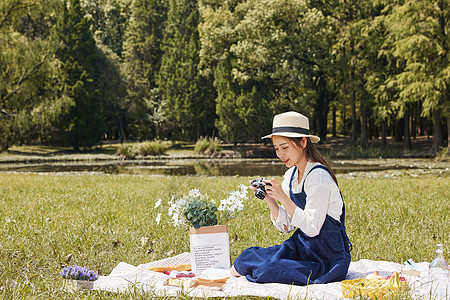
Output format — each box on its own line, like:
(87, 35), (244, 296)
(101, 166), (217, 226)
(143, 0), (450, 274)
(60, 264), (99, 281)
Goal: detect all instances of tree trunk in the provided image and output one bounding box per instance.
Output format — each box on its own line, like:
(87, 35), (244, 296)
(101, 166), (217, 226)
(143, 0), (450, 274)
(369, 116), (375, 140)
(314, 102), (329, 143)
(412, 103), (417, 139)
(351, 100), (357, 143)
(432, 109), (443, 154)
(447, 117), (450, 154)
(360, 98), (368, 148)
(403, 104), (411, 150)
(313, 76), (329, 143)
(381, 120), (387, 150)
(119, 112), (127, 143)
(342, 102), (347, 136)
(332, 106), (336, 137)
(311, 115), (317, 134)
(395, 117), (404, 142)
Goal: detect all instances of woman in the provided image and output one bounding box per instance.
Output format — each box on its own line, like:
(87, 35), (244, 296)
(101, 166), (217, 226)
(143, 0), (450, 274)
(231, 111), (351, 285)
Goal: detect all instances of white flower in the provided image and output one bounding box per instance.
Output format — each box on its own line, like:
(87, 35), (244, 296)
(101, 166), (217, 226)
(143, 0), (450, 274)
(172, 213), (179, 225)
(165, 185), (248, 227)
(172, 212), (185, 227)
(237, 189), (248, 198)
(189, 188), (201, 197)
(218, 186), (248, 214)
(155, 213), (161, 225)
(239, 184), (247, 190)
(168, 203), (177, 216)
(234, 199), (244, 211)
(230, 191), (241, 198)
(176, 198), (187, 209)
(154, 199), (162, 209)
(218, 201), (226, 211)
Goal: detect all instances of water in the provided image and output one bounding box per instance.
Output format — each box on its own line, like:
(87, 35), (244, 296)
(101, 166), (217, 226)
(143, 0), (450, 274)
(429, 268), (449, 299)
(0, 158), (426, 177)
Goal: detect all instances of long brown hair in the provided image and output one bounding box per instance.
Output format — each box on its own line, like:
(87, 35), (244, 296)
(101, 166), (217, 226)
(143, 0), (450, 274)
(289, 137), (338, 185)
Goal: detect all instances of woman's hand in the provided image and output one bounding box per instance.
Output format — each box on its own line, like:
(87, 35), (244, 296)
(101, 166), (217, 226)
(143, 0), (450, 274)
(263, 178), (285, 202)
(248, 179), (275, 202)
(248, 178), (278, 221)
(264, 178), (296, 218)
(248, 180), (257, 192)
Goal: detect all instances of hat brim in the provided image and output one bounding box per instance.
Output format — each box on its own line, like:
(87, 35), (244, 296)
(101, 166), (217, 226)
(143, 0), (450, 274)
(261, 132), (320, 143)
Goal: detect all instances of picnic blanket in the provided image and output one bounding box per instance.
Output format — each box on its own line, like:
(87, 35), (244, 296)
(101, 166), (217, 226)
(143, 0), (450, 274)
(92, 252), (432, 299)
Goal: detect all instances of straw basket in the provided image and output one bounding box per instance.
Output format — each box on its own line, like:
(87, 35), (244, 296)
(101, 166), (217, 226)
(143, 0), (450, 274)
(341, 275), (406, 299)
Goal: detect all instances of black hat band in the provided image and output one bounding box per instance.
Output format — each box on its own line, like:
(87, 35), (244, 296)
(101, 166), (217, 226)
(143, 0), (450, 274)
(272, 126), (309, 135)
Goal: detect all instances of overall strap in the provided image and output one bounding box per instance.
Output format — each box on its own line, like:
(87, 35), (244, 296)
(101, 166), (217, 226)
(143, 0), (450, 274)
(339, 192), (346, 224)
(288, 165), (297, 194)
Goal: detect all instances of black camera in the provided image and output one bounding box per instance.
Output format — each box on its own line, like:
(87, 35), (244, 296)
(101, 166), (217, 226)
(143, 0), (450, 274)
(251, 178), (272, 199)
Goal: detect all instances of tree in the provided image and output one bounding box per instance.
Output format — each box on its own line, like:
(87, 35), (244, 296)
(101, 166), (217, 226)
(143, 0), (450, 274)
(82, 0), (131, 57)
(316, 0), (387, 148)
(199, 0), (337, 142)
(213, 58), (245, 142)
(386, 0), (449, 153)
(96, 43), (128, 141)
(80, 0), (129, 142)
(52, 0), (104, 149)
(0, 0), (66, 150)
(158, 0), (215, 140)
(361, 10), (401, 150)
(122, 0), (167, 140)
(212, 57), (271, 143)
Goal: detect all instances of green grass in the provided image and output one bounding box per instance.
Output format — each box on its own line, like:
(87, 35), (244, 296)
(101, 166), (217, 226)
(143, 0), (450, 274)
(0, 173), (448, 299)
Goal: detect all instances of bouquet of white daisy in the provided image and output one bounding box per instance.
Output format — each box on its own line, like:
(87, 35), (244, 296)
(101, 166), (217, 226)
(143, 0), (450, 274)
(154, 184), (248, 229)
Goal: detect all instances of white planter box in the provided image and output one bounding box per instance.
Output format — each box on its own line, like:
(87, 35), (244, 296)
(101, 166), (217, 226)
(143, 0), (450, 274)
(65, 279), (94, 292)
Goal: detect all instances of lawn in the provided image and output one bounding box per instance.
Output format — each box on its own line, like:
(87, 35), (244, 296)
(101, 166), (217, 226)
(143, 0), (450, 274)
(0, 173), (448, 299)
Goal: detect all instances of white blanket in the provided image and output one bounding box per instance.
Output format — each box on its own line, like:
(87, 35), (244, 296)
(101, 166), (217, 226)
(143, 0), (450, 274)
(92, 252), (433, 299)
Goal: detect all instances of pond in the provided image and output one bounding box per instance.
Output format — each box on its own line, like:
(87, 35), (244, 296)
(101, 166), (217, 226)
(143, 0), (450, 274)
(1, 158), (448, 177)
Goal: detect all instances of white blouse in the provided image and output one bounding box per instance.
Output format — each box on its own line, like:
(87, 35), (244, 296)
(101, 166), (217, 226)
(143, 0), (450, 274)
(271, 161), (343, 237)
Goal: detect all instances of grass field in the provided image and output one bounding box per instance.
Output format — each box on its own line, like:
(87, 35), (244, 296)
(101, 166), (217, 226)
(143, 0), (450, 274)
(0, 173), (449, 299)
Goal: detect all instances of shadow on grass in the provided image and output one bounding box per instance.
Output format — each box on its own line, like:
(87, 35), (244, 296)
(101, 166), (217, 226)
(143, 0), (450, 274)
(6, 145), (118, 157)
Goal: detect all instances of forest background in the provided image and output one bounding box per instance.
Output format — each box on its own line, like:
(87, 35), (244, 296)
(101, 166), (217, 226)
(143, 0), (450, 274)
(1, 0), (449, 155)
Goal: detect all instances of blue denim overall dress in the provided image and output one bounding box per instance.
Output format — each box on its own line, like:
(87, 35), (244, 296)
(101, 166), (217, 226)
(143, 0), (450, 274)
(233, 165), (351, 285)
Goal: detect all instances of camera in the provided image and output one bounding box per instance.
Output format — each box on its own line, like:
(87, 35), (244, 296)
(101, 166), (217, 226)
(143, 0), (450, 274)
(251, 178), (272, 199)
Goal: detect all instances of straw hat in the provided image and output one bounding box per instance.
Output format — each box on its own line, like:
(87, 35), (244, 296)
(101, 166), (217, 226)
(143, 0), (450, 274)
(261, 111), (320, 143)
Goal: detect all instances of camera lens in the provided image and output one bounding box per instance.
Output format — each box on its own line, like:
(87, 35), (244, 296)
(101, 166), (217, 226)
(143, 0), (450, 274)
(255, 189), (266, 199)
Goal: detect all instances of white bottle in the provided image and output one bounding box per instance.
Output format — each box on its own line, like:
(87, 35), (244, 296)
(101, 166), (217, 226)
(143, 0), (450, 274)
(428, 244), (449, 299)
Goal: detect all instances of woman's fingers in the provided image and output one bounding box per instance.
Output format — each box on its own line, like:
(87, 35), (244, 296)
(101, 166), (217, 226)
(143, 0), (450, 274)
(264, 178), (284, 199)
(264, 178), (277, 189)
(248, 180), (257, 191)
